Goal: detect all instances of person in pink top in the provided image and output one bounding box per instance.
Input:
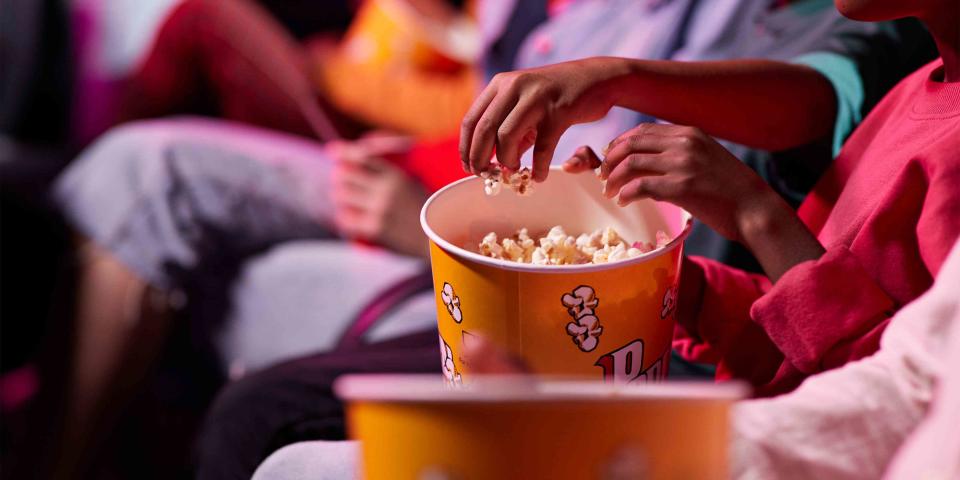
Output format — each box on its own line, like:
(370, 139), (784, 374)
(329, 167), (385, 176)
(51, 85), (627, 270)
(732, 236), (960, 479)
(458, 0), (960, 395)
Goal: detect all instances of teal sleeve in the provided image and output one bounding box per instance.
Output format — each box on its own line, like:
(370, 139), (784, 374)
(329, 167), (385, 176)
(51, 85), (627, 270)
(792, 51), (865, 158)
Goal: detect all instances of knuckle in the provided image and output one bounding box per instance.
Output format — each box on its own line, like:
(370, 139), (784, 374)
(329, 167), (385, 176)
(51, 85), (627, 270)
(475, 116), (495, 133)
(675, 174), (696, 193)
(675, 152), (695, 169)
(461, 114), (478, 132)
(511, 71), (530, 85)
(676, 134), (696, 149)
(635, 123), (654, 135)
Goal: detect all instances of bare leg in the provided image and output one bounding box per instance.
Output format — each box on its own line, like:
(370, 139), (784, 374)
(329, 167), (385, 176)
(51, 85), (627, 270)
(51, 241), (176, 479)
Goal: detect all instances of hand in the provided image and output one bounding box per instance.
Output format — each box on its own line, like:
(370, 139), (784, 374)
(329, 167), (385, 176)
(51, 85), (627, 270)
(584, 123), (825, 281)
(592, 123), (778, 242)
(459, 57), (632, 181)
(328, 139), (430, 259)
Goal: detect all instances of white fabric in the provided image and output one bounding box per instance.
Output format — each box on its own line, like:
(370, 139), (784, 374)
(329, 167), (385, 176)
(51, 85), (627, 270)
(252, 441), (360, 480)
(731, 239), (960, 479)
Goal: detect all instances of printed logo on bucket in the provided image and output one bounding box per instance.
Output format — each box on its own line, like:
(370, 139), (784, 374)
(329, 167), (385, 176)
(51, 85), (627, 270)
(562, 285), (603, 352)
(440, 282), (462, 323)
(661, 284), (678, 320)
(439, 334), (463, 386)
(595, 339), (668, 384)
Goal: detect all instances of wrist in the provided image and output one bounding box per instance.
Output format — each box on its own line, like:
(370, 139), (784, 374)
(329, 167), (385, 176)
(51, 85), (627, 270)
(585, 57), (642, 109)
(735, 188), (791, 247)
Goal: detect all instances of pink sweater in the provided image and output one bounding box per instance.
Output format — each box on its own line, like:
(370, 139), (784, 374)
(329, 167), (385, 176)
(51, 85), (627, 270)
(731, 238), (960, 479)
(674, 60), (960, 396)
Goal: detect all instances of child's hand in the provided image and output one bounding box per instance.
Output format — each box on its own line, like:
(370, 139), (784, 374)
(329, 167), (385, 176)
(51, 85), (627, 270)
(596, 123), (775, 243)
(459, 58), (629, 182)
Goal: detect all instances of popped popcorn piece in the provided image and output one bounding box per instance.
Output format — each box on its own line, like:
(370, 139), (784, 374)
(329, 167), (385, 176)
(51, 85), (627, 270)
(501, 237), (524, 260)
(531, 247), (549, 265)
(601, 227), (621, 248)
(483, 178), (502, 196)
(591, 247), (611, 264)
(477, 227), (672, 265)
(481, 165), (535, 196)
(606, 243), (630, 262)
(478, 232), (504, 258)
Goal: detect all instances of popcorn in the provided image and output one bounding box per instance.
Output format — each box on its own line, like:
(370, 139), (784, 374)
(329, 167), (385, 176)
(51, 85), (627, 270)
(481, 165), (534, 196)
(478, 232), (503, 258)
(477, 226), (671, 265)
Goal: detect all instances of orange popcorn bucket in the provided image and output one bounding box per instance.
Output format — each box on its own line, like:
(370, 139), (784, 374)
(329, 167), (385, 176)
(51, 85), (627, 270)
(336, 374), (745, 479)
(420, 168), (693, 384)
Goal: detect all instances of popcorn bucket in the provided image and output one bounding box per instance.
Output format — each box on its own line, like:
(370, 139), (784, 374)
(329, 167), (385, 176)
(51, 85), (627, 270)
(331, 0), (480, 73)
(336, 374), (745, 479)
(420, 168), (693, 384)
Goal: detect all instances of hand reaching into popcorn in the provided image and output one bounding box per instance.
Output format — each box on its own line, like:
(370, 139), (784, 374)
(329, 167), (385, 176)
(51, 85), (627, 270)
(459, 58), (828, 282)
(563, 122), (825, 281)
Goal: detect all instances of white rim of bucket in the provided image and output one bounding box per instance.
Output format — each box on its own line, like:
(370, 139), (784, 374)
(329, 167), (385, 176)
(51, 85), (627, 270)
(420, 167), (694, 273)
(335, 374), (748, 403)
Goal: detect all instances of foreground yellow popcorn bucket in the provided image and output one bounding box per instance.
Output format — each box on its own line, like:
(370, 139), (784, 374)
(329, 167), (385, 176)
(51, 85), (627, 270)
(336, 375), (745, 479)
(420, 168), (693, 384)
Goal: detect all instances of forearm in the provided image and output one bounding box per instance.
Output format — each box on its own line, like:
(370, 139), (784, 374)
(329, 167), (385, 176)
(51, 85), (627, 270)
(736, 189), (825, 282)
(600, 57), (837, 151)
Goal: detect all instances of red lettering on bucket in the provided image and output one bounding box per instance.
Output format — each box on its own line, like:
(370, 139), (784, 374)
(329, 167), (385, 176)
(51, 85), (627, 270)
(595, 340), (669, 384)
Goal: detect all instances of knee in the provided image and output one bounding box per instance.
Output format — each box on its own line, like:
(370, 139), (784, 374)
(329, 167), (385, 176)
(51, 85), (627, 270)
(56, 121), (177, 200)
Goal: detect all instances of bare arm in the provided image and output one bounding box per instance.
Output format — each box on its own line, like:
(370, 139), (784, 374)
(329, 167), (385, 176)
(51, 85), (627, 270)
(607, 57), (836, 152)
(461, 56), (837, 180)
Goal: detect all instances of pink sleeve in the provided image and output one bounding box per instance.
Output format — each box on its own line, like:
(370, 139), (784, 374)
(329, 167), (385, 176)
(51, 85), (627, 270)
(750, 246), (895, 375)
(673, 257), (784, 386)
(916, 157), (960, 278)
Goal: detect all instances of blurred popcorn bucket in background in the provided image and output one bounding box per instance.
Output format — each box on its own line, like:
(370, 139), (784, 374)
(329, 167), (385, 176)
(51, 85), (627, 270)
(336, 375), (745, 479)
(420, 168), (693, 384)
(332, 0), (480, 73)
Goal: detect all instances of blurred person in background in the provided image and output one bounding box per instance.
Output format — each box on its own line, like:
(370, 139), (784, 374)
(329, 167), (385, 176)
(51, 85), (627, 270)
(101, 0), (478, 142)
